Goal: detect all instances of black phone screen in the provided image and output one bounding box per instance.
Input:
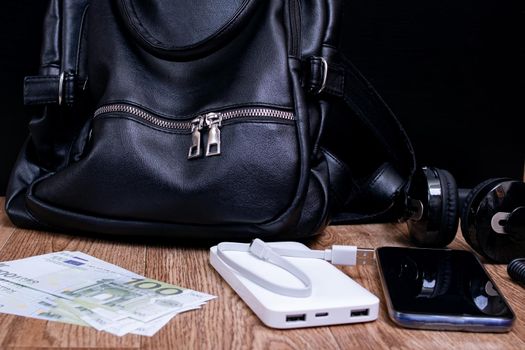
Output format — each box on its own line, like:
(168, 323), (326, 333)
(376, 247), (514, 322)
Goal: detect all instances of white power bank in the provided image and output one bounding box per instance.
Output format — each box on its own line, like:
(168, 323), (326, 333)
(210, 241), (379, 329)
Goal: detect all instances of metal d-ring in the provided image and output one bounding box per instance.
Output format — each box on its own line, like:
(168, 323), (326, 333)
(58, 71), (65, 106)
(316, 56), (328, 94)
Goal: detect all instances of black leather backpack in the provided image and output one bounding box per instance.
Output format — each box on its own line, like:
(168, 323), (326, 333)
(6, 0), (416, 240)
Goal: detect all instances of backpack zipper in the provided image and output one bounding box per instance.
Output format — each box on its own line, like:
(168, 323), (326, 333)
(93, 104), (295, 159)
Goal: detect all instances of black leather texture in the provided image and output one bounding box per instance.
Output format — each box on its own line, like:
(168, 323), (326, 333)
(6, 0), (415, 240)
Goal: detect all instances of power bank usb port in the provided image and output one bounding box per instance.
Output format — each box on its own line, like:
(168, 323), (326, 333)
(350, 309), (369, 317)
(286, 314), (306, 322)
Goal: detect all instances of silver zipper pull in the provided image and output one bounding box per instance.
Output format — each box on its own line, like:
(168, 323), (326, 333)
(205, 113), (222, 157)
(188, 117), (204, 159)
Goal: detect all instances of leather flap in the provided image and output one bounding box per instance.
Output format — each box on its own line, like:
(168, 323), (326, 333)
(116, 0), (260, 59)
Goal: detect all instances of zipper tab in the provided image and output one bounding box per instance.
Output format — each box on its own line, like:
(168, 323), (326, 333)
(205, 113), (222, 157)
(188, 116), (204, 159)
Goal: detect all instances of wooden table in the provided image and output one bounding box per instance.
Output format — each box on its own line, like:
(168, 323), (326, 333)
(0, 197), (523, 349)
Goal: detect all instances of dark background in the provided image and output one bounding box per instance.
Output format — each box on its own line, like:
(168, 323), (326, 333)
(340, 0), (524, 188)
(0, 0), (523, 196)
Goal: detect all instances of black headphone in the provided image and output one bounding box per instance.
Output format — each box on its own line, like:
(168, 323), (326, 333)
(404, 166), (525, 263)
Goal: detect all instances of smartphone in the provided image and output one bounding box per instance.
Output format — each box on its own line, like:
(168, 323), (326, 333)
(376, 246), (515, 332)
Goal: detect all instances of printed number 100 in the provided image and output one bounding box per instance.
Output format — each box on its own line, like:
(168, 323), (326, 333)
(125, 278), (183, 295)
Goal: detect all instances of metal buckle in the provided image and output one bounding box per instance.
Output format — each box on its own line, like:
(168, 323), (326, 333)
(58, 72), (65, 106)
(311, 56), (328, 94)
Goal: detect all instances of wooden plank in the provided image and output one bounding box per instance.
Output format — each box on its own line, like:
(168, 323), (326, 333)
(0, 198), (523, 349)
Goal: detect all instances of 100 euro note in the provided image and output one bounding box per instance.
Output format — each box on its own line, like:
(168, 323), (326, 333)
(0, 251), (216, 335)
(0, 279), (203, 337)
(0, 251), (215, 322)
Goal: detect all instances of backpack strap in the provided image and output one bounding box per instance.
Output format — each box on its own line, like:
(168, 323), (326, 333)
(23, 0), (89, 108)
(305, 54), (417, 223)
(24, 72), (85, 106)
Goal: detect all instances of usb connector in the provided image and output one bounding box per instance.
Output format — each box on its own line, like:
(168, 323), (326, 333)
(355, 248), (375, 265)
(327, 245), (375, 266)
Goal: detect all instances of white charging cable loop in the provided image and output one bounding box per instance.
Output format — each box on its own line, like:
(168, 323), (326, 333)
(217, 239), (313, 298)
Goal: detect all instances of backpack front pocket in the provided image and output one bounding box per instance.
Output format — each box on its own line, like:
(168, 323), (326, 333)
(31, 103), (300, 226)
(116, 0), (261, 59)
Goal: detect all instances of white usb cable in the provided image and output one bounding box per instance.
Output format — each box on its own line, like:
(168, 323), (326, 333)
(216, 239), (375, 298)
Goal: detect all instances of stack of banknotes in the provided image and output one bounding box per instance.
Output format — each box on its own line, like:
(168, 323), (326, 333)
(0, 251), (216, 336)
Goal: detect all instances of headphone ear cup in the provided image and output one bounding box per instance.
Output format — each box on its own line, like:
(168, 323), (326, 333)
(460, 177), (514, 259)
(434, 168), (460, 246)
(407, 167), (459, 247)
